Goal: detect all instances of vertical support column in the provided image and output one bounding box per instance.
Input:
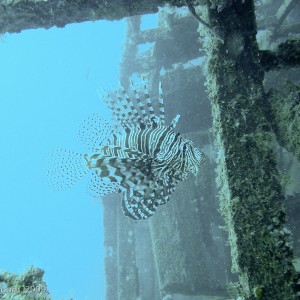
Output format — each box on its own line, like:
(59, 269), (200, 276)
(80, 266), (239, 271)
(103, 196), (119, 300)
(103, 195), (139, 300)
(149, 132), (229, 297)
(117, 204), (139, 300)
(201, 1), (297, 298)
(267, 84), (300, 162)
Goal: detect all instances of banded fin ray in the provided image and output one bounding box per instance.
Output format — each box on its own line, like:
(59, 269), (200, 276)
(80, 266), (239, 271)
(97, 145), (150, 160)
(98, 89), (126, 134)
(115, 84), (139, 127)
(158, 82), (165, 125)
(142, 78), (156, 121)
(119, 83), (143, 125)
(130, 79), (149, 125)
(85, 154), (175, 220)
(121, 166), (181, 219)
(100, 79), (165, 130)
(121, 189), (158, 220)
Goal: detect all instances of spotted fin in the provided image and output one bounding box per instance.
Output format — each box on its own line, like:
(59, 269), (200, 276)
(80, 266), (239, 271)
(46, 148), (88, 191)
(77, 113), (116, 152)
(86, 169), (119, 199)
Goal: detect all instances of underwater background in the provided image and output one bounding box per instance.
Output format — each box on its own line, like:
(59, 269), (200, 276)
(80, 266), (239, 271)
(0, 1), (300, 300)
(0, 20), (127, 299)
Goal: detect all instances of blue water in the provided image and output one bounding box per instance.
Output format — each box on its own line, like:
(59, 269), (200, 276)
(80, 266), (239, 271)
(0, 19), (125, 299)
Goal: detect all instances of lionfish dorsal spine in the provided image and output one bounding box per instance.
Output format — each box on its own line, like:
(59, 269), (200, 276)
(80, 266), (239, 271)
(130, 79), (149, 125)
(111, 89), (131, 128)
(158, 81), (165, 125)
(142, 78), (156, 122)
(115, 85), (139, 128)
(170, 114), (180, 129)
(119, 83), (143, 126)
(98, 89), (120, 123)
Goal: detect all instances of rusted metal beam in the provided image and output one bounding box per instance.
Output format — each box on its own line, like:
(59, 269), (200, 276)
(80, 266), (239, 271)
(274, 0), (298, 31)
(0, 0), (184, 34)
(259, 39), (300, 71)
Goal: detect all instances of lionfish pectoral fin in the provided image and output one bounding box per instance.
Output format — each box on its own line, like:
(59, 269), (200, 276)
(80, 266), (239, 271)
(121, 189), (158, 220)
(107, 157), (160, 220)
(121, 177), (174, 219)
(151, 170), (181, 205)
(46, 148), (89, 191)
(118, 159), (179, 219)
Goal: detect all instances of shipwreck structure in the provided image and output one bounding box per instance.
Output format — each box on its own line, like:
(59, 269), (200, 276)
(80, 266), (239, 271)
(101, 1), (300, 300)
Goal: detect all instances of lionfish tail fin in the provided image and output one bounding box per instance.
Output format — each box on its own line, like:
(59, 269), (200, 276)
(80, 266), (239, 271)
(46, 148), (89, 191)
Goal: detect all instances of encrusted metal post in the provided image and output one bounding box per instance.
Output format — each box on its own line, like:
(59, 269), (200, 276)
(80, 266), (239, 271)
(201, 0), (297, 298)
(103, 194), (139, 300)
(267, 82), (300, 162)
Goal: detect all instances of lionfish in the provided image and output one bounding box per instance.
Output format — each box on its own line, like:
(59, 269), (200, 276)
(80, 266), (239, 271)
(47, 79), (205, 220)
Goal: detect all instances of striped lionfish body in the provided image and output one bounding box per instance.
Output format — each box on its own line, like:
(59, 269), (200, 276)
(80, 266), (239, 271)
(47, 79), (205, 220)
